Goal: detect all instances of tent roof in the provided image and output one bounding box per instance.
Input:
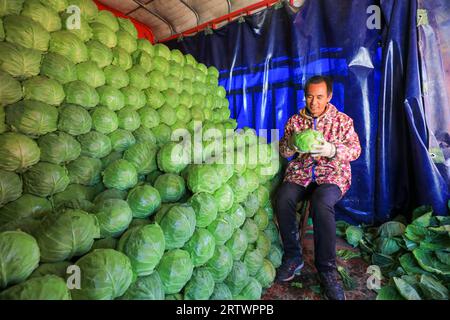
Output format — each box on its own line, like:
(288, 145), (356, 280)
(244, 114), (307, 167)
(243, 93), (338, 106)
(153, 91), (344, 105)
(96, 0), (278, 42)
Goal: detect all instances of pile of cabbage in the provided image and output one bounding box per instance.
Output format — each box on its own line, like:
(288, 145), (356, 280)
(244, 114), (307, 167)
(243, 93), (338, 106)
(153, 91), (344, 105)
(0, 0), (283, 300)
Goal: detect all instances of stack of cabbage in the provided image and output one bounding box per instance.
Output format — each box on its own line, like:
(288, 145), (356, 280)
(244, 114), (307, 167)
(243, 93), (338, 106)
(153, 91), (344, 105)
(0, 0), (283, 300)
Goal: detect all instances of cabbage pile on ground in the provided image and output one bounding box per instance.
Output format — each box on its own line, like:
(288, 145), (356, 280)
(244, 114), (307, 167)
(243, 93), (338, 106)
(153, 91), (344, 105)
(0, 0), (283, 300)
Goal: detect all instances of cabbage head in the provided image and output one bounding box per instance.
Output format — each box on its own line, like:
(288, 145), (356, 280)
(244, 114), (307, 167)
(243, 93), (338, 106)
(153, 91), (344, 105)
(187, 165), (221, 194)
(210, 282), (233, 300)
(117, 106), (141, 131)
(0, 133), (40, 171)
(64, 80), (99, 109)
(255, 259), (276, 288)
(35, 209), (100, 262)
(154, 173), (185, 203)
(0, 70), (23, 105)
(91, 106), (118, 134)
(6, 100), (58, 136)
(77, 131), (112, 159)
(126, 185), (161, 218)
(3, 15), (50, 51)
(67, 156), (102, 186)
(104, 65), (129, 89)
(118, 224), (165, 276)
(119, 271), (165, 300)
(184, 268), (215, 300)
(183, 228), (216, 267)
(225, 228), (249, 261)
(58, 104), (92, 136)
(159, 204), (196, 250)
(293, 129), (325, 153)
(0, 231), (40, 289)
(103, 159), (138, 190)
(156, 249), (193, 295)
(23, 162), (69, 197)
(49, 30), (88, 63)
(157, 142), (190, 174)
(76, 61), (105, 88)
(86, 40), (113, 68)
(189, 192), (218, 228)
(95, 199), (133, 238)
(224, 261), (249, 296)
(72, 249), (133, 300)
(138, 107), (160, 129)
(0, 194), (51, 226)
(0, 169), (22, 206)
(205, 245), (233, 282)
(38, 132), (81, 164)
(108, 129), (136, 152)
(239, 277), (262, 300)
(0, 42), (41, 79)
(123, 142), (157, 175)
(0, 275), (70, 300)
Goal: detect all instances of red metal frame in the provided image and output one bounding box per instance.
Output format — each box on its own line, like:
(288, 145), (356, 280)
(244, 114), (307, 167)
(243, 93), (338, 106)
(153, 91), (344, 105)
(158, 0), (279, 43)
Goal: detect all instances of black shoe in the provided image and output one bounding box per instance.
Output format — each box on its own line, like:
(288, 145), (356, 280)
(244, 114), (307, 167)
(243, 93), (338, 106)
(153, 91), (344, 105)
(318, 270), (346, 300)
(275, 257), (304, 283)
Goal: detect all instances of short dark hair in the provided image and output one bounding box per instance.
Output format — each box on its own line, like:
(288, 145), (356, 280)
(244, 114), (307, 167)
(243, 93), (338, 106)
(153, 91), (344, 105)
(304, 75), (333, 96)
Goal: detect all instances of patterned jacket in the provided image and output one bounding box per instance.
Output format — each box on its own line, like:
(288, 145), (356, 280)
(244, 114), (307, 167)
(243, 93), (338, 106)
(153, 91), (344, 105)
(279, 103), (361, 196)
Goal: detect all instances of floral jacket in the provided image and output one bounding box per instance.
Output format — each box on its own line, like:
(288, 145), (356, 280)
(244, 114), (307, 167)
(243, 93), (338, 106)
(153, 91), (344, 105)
(279, 103), (361, 196)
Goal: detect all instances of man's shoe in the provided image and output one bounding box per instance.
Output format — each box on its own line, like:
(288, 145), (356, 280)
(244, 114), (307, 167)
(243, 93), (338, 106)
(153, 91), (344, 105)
(275, 257), (304, 282)
(318, 270), (346, 300)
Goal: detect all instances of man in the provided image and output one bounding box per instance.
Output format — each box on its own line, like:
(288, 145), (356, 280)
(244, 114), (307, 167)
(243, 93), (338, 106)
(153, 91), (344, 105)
(276, 75), (361, 300)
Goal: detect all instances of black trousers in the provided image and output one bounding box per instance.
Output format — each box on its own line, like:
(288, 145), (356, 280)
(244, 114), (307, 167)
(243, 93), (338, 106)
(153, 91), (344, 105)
(275, 181), (342, 272)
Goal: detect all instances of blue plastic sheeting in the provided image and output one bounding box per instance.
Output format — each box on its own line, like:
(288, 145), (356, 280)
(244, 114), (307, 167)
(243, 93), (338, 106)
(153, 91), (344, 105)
(166, 0), (449, 223)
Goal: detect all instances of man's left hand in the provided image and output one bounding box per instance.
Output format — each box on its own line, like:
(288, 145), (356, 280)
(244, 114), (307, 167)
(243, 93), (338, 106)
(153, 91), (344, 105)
(310, 141), (336, 158)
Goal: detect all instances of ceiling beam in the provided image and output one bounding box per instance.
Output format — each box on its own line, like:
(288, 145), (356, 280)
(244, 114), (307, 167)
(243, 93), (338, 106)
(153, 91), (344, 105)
(130, 0), (176, 36)
(179, 0), (200, 26)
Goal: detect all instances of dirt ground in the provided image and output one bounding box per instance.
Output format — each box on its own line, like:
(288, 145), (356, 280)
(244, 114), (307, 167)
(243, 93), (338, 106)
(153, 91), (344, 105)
(262, 233), (377, 300)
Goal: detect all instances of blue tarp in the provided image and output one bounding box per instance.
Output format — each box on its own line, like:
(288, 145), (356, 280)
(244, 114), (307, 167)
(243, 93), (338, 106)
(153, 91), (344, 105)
(167, 0), (449, 224)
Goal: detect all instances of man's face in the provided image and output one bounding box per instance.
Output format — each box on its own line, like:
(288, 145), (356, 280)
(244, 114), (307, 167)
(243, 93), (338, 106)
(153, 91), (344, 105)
(305, 81), (332, 117)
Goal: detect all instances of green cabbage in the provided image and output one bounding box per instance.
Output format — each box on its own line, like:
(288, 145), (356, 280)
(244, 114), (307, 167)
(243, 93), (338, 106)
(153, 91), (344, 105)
(97, 85), (125, 111)
(67, 156), (102, 186)
(64, 80), (99, 109)
(0, 194), (51, 226)
(0, 275), (70, 300)
(208, 217), (233, 245)
(0, 133), (40, 171)
(210, 282), (233, 300)
(29, 261), (71, 279)
(86, 40), (113, 68)
(213, 183), (234, 212)
(6, 100), (58, 136)
(108, 129), (136, 152)
(95, 199), (133, 238)
(38, 132), (81, 164)
(122, 86), (146, 110)
(267, 244), (283, 268)
(255, 259), (276, 288)
(117, 106), (141, 131)
(40, 52), (77, 84)
(132, 49), (153, 72)
(239, 277), (262, 300)
(242, 219), (259, 244)
(72, 249), (134, 300)
(189, 192), (218, 228)
(183, 228), (216, 267)
(21, 0), (61, 32)
(23, 162), (69, 197)
(228, 174), (249, 204)
(138, 107), (160, 129)
(58, 104), (92, 135)
(154, 173), (186, 203)
(148, 70), (168, 91)
(112, 46), (132, 70)
(0, 0), (25, 16)
(256, 232), (271, 257)
(77, 131), (112, 158)
(118, 224), (165, 276)
(0, 231), (40, 289)
(90, 22), (117, 48)
(156, 249), (193, 295)
(159, 204), (195, 250)
(187, 165), (221, 194)
(119, 271), (165, 300)
(104, 65), (129, 89)
(226, 228), (249, 261)
(137, 39), (154, 56)
(293, 129), (325, 152)
(4, 15), (50, 51)
(35, 209), (100, 262)
(60, 12), (92, 42)
(0, 42), (41, 79)
(91, 106), (118, 134)
(94, 189), (127, 205)
(0, 71), (23, 105)
(126, 185), (161, 218)
(93, 10), (118, 32)
(205, 245), (233, 282)
(184, 268), (215, 300)
(49, 30), (88, 63)
(118, 17), (137, 38)
(103, 159), (138, 191)
(123, 142), (157, 175)
(225, 261), (249, 296)
(254, 208), (269, 231)
(157, 142), (190, 174)
(117, 30), (137, 54)
(76, 61), (105, 88)
(158, 104), (177, 126)
(67, 0), (98, 21)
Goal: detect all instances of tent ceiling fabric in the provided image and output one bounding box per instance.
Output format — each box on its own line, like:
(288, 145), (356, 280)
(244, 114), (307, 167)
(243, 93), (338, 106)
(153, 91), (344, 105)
(97, 0), (266, 41)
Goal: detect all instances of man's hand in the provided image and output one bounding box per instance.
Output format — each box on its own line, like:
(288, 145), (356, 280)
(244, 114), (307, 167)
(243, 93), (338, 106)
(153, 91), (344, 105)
(310, 140), (336, 158)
